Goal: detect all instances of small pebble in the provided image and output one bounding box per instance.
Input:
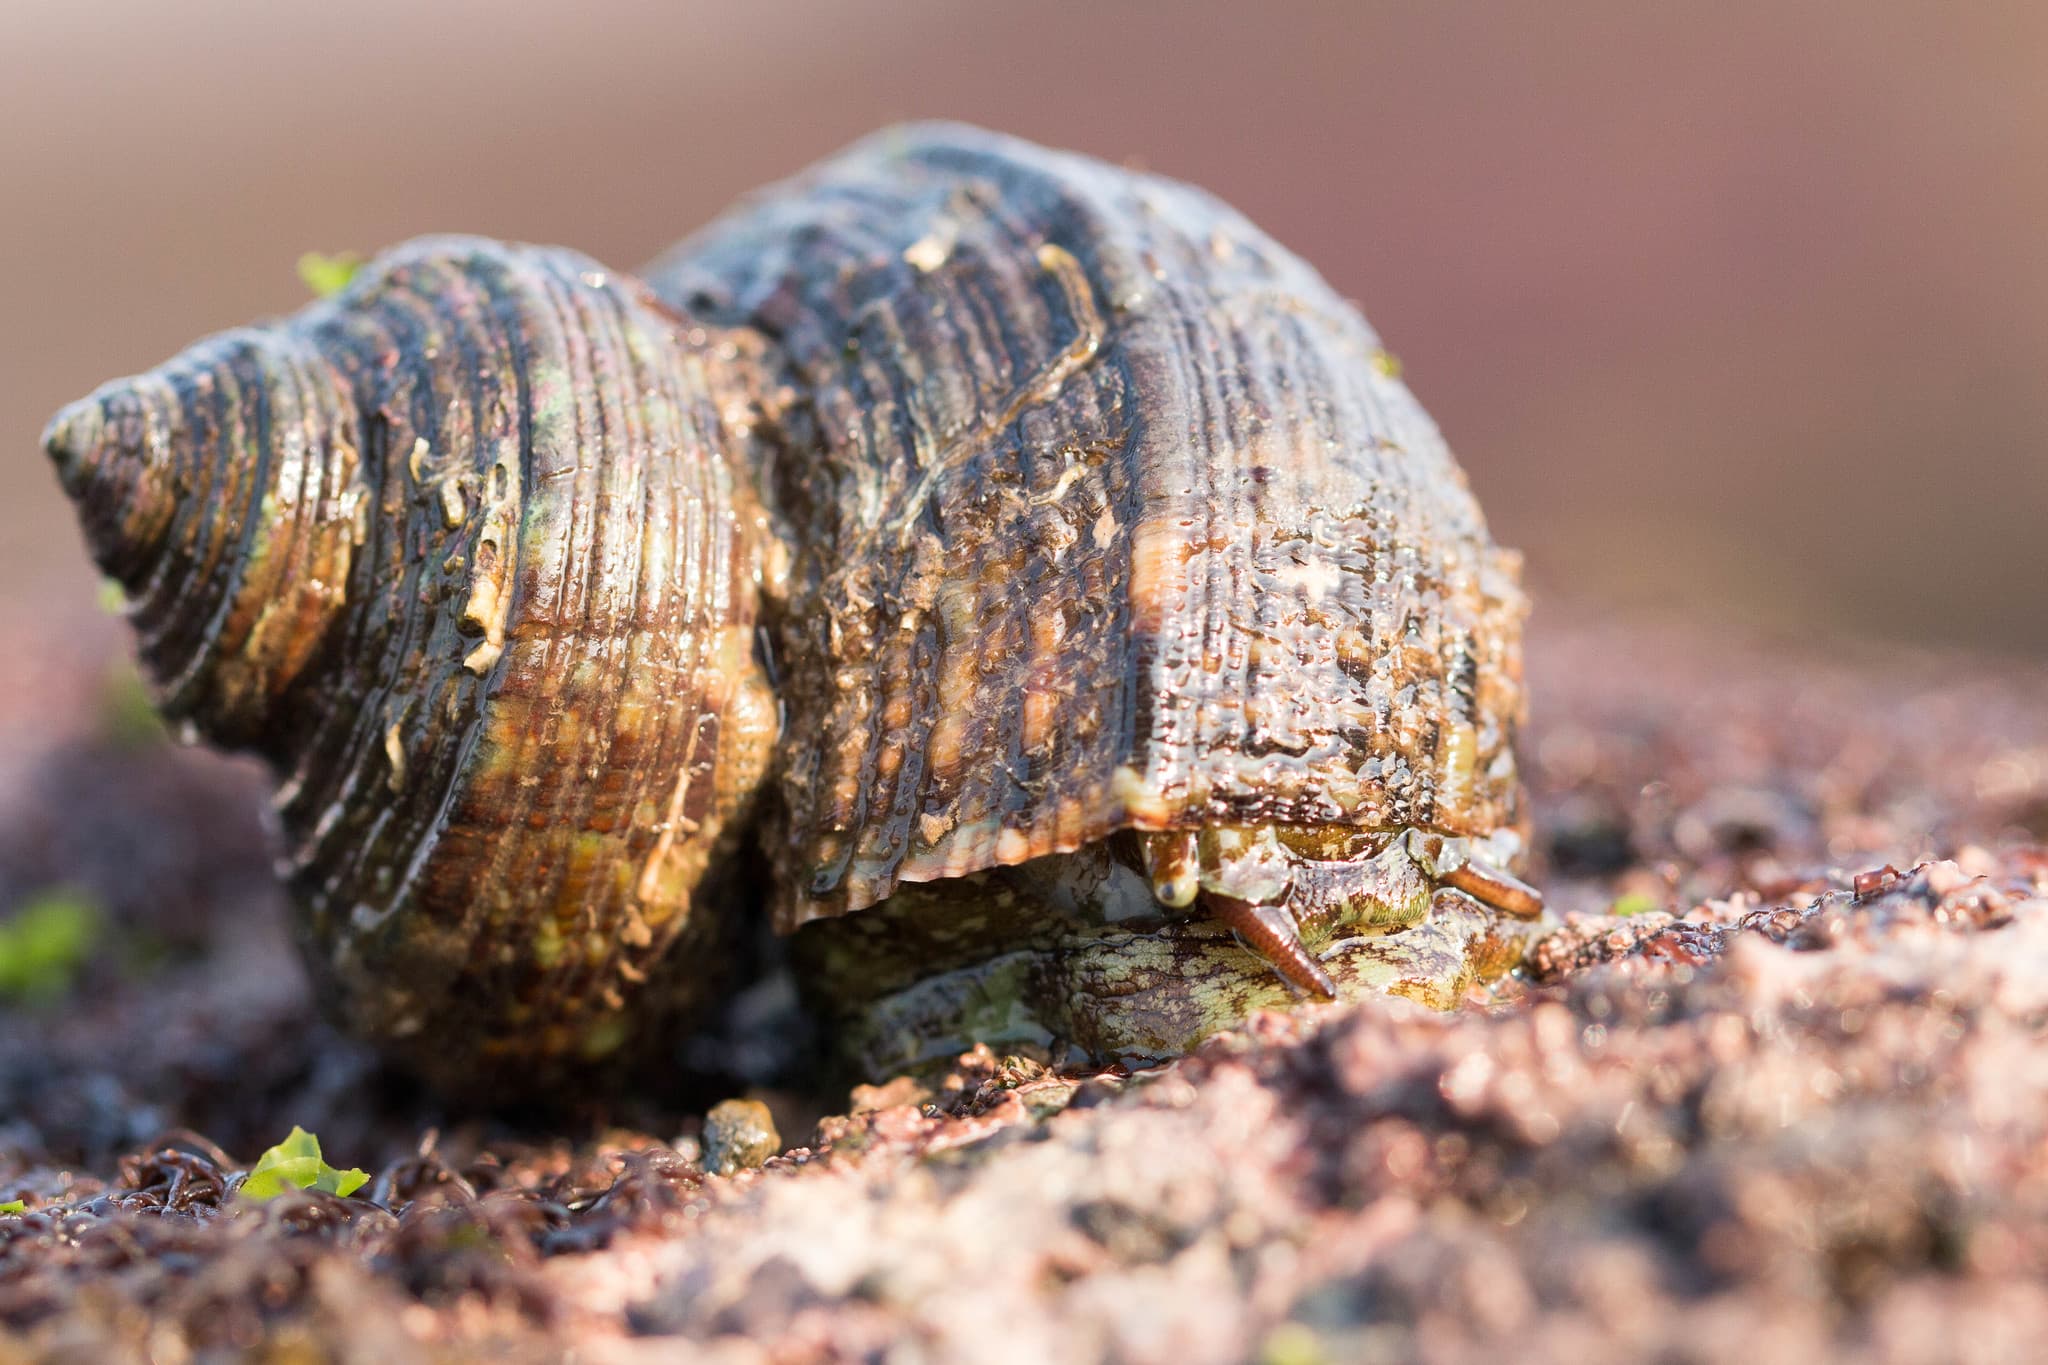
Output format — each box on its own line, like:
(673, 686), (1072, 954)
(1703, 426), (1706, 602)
(702, 1098), (782, 1175)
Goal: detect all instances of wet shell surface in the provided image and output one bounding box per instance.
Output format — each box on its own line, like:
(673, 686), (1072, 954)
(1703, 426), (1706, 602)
(44, 124), (1538, 1094)
(648, 125), (1530, 932)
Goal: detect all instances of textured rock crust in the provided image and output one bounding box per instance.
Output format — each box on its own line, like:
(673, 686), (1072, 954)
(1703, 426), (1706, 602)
(2, 608), (2046, 1362)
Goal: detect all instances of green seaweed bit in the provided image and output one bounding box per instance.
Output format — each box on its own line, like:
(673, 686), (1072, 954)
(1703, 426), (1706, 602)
(1611, 891), (1663, 918)
(240, 1126), (369, 1200)
(296, 250), (364, 299)
(0, 890), (102, 1002)
(98, 661), (166, 749)
(1261, 1322), (1330, 1365)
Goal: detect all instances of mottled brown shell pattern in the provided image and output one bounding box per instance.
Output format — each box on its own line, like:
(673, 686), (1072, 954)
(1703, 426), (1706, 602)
(647, 124), (1529, 931)
(44, 239), (777, 1091)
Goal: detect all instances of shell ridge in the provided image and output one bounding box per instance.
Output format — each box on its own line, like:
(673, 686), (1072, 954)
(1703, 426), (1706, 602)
(526, 253), (644, 988)
(169, 338), (321, 717)
(280, 278), (456, 896)
(136, 340), (281, 716)
(380, 247), (554, 954)
(882, 201), (1125, 891)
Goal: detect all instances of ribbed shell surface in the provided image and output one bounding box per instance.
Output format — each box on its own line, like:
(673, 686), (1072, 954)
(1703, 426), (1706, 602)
(48, 239), (776, 1087)
(646, 125), (1529, 930)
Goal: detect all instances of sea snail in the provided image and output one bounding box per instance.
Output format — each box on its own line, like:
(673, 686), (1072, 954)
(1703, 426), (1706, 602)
(43, 124), (1542, 1093)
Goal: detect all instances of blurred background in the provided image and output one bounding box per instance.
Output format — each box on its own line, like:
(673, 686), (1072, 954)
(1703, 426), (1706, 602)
(4, 1), (2045, 655)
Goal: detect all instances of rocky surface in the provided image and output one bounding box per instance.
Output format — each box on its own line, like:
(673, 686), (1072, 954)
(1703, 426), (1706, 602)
(1, 607), (2045, 1363)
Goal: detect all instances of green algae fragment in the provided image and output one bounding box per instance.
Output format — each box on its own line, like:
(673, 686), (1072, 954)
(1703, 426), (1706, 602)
(0, 891), (101, 1002)
(97, 661), (165, 749)
(1261, 1324), (1327, 1365)
(297, 251), (364, 299)
(1611, 891), (1663, 918)
(240, 1126), (368, 1200)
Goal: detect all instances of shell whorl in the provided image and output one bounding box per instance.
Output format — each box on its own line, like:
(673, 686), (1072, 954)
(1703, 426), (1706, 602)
(647, 124), (1529, 930)
(45, 323), (365, 747)
(44, 238), (777, 1090)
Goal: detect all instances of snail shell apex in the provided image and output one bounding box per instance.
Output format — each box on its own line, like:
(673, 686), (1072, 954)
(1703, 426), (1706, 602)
(648, 123), (1529, 932)
(47, 240), (777, 1088)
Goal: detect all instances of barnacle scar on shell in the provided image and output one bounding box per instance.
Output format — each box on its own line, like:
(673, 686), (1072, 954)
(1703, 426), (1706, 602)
(43, 123), (1541, 1094)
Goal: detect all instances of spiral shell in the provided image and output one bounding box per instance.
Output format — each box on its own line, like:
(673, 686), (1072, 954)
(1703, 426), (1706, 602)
(45, 126), (1538, 1091)
(45, 239), (777, 1091)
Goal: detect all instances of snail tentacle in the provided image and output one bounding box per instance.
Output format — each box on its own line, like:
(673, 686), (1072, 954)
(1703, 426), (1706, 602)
(1201, 893), (1338, 999)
